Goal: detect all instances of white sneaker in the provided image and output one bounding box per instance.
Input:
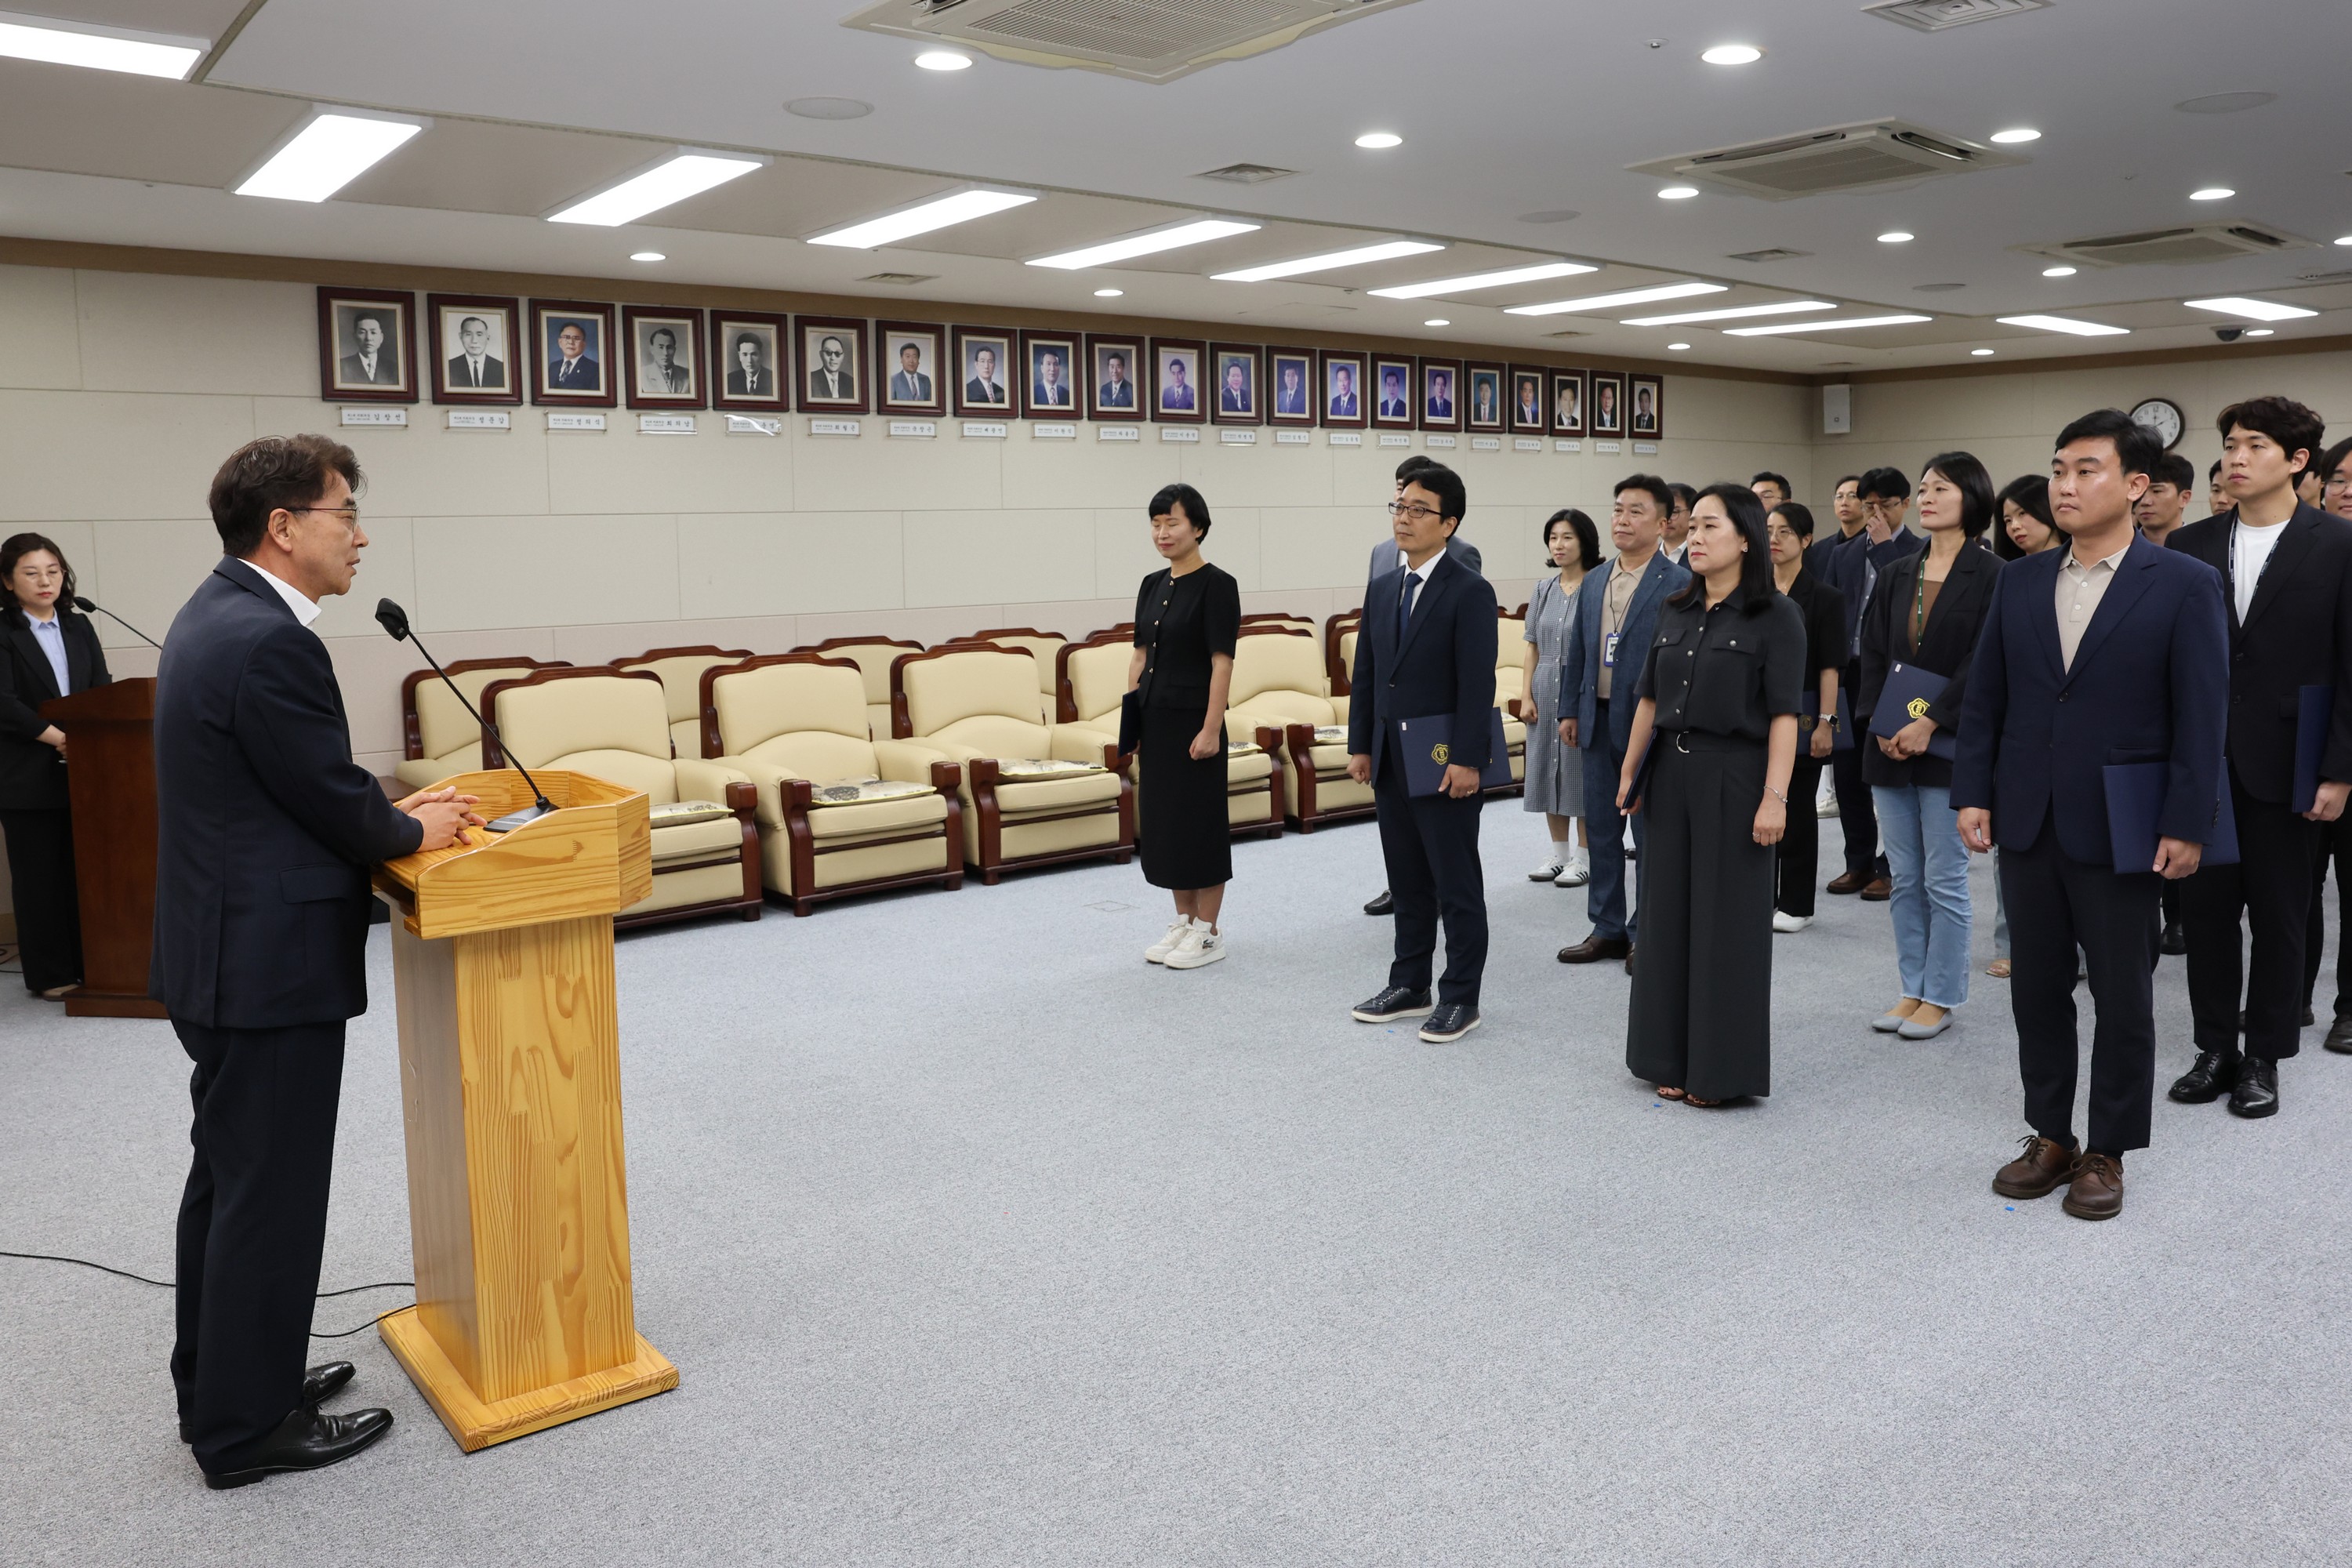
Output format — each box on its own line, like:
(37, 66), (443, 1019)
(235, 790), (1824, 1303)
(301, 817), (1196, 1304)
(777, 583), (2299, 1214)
(1145, 918), (1192, 963)
(1164, 924), (1225, 968)
(1554, 858), (1590, 887)
(1528, 858), (1566, 882)
(1773, 910), (1811, 933)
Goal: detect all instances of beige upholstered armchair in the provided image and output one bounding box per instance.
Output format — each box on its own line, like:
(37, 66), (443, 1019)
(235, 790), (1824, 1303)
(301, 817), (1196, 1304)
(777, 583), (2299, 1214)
(1325, 610), (1362, 702)
(959, 626), (1067, 722)
(397, 657), (568, 790)
(1240, 611), (1319, 636)
(891, 644), (1131, 882)
(790, 636), (924, 740)
(481, 667), (762, 928)
(1493, 607), (1528, 793)
(698, 654), (961, 915)
(1225, 626), (1371, 832)
(612, 644), (753, 759)
(1054, 631), (1282, 839)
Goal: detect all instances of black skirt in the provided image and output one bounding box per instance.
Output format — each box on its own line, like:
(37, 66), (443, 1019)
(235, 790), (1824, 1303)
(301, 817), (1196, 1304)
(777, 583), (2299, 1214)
(1138, 703), (1232, 890)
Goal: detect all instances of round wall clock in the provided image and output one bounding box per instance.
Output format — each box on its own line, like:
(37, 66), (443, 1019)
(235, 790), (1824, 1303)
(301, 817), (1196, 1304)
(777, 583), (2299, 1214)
(2130, 397), (2186, 450)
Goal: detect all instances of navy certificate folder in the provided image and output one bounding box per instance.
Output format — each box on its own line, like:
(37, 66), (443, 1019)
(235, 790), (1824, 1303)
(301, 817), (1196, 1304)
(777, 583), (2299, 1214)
(1865, 662), (1957, 760)
(1397, 710), (1514, 797)
(2103, 763), (2238, 874)
(2292, 683), (2334, 814)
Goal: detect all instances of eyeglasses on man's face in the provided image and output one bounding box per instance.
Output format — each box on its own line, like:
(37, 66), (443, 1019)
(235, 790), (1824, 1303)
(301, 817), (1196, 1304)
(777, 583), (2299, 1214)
(291, 505), (363, 531)
(1388, 500), (1443, 523)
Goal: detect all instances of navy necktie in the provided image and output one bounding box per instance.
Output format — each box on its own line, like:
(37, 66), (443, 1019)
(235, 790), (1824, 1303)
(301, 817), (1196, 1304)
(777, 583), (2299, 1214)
(1398, 570), (1421, 648)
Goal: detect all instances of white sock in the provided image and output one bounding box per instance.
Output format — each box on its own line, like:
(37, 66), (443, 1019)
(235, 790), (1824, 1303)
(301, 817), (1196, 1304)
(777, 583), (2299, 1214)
(1549, 836), (1570, 862)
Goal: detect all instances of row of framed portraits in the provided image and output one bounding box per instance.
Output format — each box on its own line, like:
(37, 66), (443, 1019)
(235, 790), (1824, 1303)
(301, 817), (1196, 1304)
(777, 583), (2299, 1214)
(316, 285), (1670, 435)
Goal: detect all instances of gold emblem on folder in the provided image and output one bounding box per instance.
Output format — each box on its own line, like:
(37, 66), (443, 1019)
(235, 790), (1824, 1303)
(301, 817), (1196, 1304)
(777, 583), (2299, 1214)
(1906, 697), (1929, 720)
(1432, 742), (1450, 764)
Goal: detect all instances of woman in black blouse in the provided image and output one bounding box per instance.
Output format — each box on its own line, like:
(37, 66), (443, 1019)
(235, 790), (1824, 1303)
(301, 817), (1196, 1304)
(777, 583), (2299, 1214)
(1619, 485), (1806, 1105)
(1766, 502), (1847, 933)
(1129, 483), (1241, 970)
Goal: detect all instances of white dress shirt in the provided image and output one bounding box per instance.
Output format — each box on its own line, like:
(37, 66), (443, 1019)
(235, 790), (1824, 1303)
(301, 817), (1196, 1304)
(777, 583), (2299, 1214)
(2231, 518), (2289, 623)
(247, 561), (322, 628)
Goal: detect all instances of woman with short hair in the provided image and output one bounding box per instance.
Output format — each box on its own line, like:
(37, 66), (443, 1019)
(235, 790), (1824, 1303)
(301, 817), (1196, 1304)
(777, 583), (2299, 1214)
(1521, 507), (1600, 887)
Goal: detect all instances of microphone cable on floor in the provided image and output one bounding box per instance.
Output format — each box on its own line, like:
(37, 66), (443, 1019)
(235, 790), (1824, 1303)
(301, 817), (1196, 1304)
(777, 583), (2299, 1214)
(1, 1249), (413, 1338)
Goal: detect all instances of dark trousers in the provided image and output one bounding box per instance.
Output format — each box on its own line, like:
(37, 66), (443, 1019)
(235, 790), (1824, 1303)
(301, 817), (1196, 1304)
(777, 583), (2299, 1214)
(0, 808), (81, 993)
(1626, 736), (1776, 1099)
(2001, 828), (2161, 1156)
(2303, 811), (2352, 1014)
(1777, 756), (1825, 918)
(172, 1018), (347, 1473)
(1373, 753), (1487, 1007)
(1833, 666), (1883, 878)
(2183, 774), (2318, 1061)
(1580, 699), (1646, 942)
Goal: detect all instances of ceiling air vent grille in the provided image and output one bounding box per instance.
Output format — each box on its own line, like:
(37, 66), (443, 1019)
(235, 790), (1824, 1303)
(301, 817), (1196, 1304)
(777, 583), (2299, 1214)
(844, 0), (1421, 83)
(859, 272), (939, 285)
(1195, 162), (1298, 184)
(1863, 0), (2049, 31)
(1726, 247), (1813, 263)
(1631, 121), (2027, 201)
(2024, 222), (2310, 268)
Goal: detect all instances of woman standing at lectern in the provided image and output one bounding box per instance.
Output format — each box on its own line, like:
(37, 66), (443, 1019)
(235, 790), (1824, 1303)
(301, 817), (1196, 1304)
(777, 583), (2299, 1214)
(1, 532), (111, 998)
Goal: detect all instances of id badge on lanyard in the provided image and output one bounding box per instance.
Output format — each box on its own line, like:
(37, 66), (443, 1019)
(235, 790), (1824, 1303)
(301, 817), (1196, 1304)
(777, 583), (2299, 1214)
(1602, 631), (1620, 667)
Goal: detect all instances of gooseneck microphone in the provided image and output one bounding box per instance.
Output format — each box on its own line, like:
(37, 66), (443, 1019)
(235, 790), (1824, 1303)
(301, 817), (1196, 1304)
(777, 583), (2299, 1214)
(375, 597), (554, 833)
(71, 595), (162, 649)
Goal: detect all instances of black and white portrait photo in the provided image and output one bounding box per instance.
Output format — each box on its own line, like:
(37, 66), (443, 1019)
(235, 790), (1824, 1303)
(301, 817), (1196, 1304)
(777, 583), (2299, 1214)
(529, 299), (616, 407)
(1087, 336), (1142, 420)
(1023, 332), (1079, 416)
(1152, 338), (1204, 423)
(954, 326), (1014, 416)
(317, 288), (416, 402)
(1269, 350), (1315, 425)
(1552, 368), (1584, 437)
(799, 317), (866, 412)
(1465, 365), (1503, 431)
(878, 321), (945, 415)
(626, 307), (703, 408)
(1211, 343), (1258, 425)
(426, 293), (518, 405)
(711, 313), (786, 410)
(1589, 370), (1624, 436)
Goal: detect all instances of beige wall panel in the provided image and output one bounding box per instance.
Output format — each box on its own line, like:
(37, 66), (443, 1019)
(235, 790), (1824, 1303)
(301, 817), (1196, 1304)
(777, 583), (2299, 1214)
(547, 418), (795, 516)
(1001, 432), (1177, 512)
(903, 508), (1094, 608)
(1088, 503), (1262, 598)
(88, 517), (229, 648)
(558, 615), (802, 666)
(0, 265), (82, 390)
(314, 515), (416, 642)
(797, 604), (990, 650)
(1175, 437), (1336, 508)
(789, 427), (1002, 514)
(76, 273), (315, 397)
(1847, 376), (2038, 446)
(991, 597), (1134, 641)
(260, 406), (561, 521)
(412, 514), (677, 632)
(0, 391), (252, 522)
(1261, 506), (1378, 593)
(1667, 376), (1809, 447)
(676, 510), (903, 620)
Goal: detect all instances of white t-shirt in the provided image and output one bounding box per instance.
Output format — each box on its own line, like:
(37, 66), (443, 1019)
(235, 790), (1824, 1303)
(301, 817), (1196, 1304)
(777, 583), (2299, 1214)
(2232, 519), (2289, 622)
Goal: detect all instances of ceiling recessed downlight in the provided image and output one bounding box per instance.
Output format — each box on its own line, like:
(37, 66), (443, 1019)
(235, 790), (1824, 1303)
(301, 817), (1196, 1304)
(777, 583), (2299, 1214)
(1093, 288), (1123, 297)
(1878, 231), (1915, 243)
(1422, 318), (1449, 327)
(1621, 300), (1835, 327)
(2042, 265), (2078, 277)
(2183, 296), (2318, 322)
(0, 11), (204, 78)
(2189, 187), (2234, 201)
(1723, 314), (1933, 336)
(2245, 328), (2274, 337)
(1507, 281), (1725, 317)
(1027, 218), (1260, 270)
(234, 108), (429, 203)
(1700, 44), (1762, 64)
(547, 149), (767, 226)
(1971, 347), (1995, 356)
(1997, 314), (2130, 337)
(808, 187), (1036, 249)
(1990, 127), (2042, 144)
(1658, 185), (1700, 200)
(1212, 239), (1443, 283)
(1354, 131), (1403, 149)
(1367, 260), (1595, 299)
(1667, 343), (1691, 351)
(630, 251), (664, 262)
(914, 50), (971, 70)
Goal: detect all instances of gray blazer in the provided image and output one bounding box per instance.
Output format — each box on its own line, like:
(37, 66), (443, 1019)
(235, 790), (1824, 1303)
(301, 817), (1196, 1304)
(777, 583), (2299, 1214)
(1367, 533), (1481, 586)
(1555, 551), (1691, 754)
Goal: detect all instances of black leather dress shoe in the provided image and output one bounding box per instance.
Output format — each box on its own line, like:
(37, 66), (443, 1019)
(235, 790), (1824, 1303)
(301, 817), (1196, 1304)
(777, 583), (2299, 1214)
(2228, 1055), (2280, 1119)
(1351, 985), (1432, 1023)
(1363, 888), (1393, 916)
(2169, 1048), (2240, 1104)
(202, 1406), (392, 1490)
(2159, 921), (2187, 956)
(1556, 935), (1630, 964)
(2325, 1014), (2352, 1054)
(182, 1362), (356, 1444)
(1419, 1004), (1481, 1044)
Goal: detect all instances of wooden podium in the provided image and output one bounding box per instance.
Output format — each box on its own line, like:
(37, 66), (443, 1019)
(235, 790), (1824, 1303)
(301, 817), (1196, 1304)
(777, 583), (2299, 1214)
(42, 677), (166, 1018)
(371, 768), (677, 1451)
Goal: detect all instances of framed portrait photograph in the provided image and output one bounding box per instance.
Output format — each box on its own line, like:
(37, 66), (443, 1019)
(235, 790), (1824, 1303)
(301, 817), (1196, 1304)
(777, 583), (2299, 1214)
(949, 325), (1014, 416)
(797, 316), (868, 413)
(876, 320), (946, 416)
(1370, 357), (1416, 430)
(1628, 372), (1665, 438)
(1319, 349), (1367, 429)
(1210, 343), (1260, 426)
(710, 312), (787, 411)
(530, 299), (616, 407)
(426, 293), (520, 406)
(1508, 366), (1548, 434)
(1085, 333), (1144, 421)
(625, 305), (705, 409)
(1021, 329), (1080, 418)
(1418, 357), (1462, 433)
(1267, 347), (1316, 426)
(1464, 361), (1506, 432)
(318, 287), (416, 403)
(1150, 337), (1206, 424)
(1588, 370), (1626, 437)
(1550, 368), (1586, 437)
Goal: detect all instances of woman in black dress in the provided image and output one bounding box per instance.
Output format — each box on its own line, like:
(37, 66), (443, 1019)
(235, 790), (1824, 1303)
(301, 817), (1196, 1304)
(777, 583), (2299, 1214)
(1130, 483), (1241, 970)
(2, 532), (112, 998)
(1619, 485), (1806, 1105)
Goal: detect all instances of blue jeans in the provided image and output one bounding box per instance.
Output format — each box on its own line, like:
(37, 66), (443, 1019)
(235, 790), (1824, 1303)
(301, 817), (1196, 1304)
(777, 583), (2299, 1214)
(1874, 782), (1971, 1008)
(1582, 735), (1645, 942)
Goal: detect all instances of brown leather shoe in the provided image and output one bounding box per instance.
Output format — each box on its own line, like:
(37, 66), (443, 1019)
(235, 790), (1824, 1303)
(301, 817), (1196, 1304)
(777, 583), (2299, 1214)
(1624, 945), (1635, 975)
(1825, 870), (1869, 896)
(1558, 935), (1632, 964)
(2062, 1152), (2123, 1220)
(1991, 1134), (2078, 1200)
(1860, 876), (1893, 901)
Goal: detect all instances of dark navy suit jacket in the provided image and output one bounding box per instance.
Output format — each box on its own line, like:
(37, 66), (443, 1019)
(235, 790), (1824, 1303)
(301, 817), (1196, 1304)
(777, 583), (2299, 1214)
(1555, 550), (1690, 756)
(151, 558), (423, 1028)
(1822, 526), (1924, 680)
(1348, 552), (1499, 779)
(1951, 537), (2228, 862)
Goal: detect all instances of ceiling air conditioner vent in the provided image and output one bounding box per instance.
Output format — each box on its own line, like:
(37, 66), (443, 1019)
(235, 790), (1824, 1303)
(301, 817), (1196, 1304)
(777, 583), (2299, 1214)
(859, 272), (939, 285)
(1726, 247), (1813, 263)
(1863, 0), (2049, 33)
(1631, 120), (2027, 201)
(2024, 221), (2311, 268)
(1195, 162), (1298, 184)
(844, 0), (1422, 84)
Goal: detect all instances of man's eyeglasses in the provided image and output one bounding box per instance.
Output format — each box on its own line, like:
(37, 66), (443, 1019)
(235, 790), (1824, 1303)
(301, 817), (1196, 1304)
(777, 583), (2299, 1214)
(1388, 501), (1444, 523)
(291, 506), (362, 530)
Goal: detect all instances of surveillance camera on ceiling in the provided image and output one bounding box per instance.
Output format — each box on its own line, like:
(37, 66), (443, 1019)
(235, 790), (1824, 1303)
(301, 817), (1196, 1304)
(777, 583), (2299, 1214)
(2212, 325), (2245, 343)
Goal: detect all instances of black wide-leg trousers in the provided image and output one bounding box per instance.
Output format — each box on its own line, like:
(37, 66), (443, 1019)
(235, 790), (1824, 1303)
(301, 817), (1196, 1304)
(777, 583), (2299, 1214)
(0, 808), (82, 993)
(171, 1017), (346, 1473)
(1374, 754), (1487, 1007)
(2183, 773), (2317, 1062)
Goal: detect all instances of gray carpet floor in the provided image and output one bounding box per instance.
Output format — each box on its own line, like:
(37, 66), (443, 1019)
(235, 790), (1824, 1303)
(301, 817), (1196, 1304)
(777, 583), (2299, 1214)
(5, 812), (2350, 1566)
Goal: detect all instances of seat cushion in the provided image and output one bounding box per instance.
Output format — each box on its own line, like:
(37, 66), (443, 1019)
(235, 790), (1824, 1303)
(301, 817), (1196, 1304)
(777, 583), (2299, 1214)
(993, 770), (1123, 815)
(650, 799), (732, 827)
(804, 790), (949, 840)
(649, 815), (746, 866)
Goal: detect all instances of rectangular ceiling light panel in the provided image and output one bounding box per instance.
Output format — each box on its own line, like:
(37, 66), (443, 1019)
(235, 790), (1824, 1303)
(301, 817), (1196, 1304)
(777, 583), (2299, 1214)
(1996, 314), (2131, 336)
(235, 109), (430, 203)
(1506, 281), (1725, 317)
(0, 9), (205, 78)
(1622, 300), (1836, 326)
(1367, 260), (1596, 299)
(547, 150), (769, 226)
(1028, 218), (1260, 270)
(1723, 313), (1932, 336)
(809, 188), (1036, 249)
(1214, 240), (1444, 283)
(2183, 296), (2318, 322)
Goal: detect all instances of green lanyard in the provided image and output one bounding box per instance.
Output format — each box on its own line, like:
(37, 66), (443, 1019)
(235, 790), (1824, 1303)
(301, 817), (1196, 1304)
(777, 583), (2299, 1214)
(1911, 561), (1929, 648)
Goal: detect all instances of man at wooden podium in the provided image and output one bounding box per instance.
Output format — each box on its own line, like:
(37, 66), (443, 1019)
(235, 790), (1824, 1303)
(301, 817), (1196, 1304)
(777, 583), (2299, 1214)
(154, 434), (480, 1489)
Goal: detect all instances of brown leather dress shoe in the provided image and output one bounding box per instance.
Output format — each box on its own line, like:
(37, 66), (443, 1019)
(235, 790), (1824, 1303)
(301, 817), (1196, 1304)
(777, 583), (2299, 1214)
(1860, 876), (1893, 901)
(1624, 945), (1635, 975)
(1991, 1134), (2078, 1200)
(2062, 1152), (2123, 1220)
(1557, 935), (1631, 964)
(1825, 870), (1869, 896)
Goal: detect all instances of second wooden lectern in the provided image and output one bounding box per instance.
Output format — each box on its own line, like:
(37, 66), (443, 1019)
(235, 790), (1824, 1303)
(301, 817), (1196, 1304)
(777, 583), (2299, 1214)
(371, 769), (676, 1451)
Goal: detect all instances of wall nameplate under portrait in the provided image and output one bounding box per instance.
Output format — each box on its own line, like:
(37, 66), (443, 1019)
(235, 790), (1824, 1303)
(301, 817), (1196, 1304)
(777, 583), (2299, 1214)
(529, 298), (618, 408)
(624, 304), (706, 411)
(710, 311), (788, 411)
(318, 286), (419, 405)
(426, 292), (520, 407)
